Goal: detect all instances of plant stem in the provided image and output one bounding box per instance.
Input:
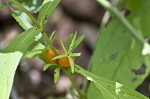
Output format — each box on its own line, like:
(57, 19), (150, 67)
(41, 31), (58, 55)
(11, 1), (82, 98)
(11, 0), (40, 28)
(65, 70), (83, 99)
(97, 0), (145, 45)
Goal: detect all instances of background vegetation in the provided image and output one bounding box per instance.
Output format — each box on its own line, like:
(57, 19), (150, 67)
(0, 0), (150, 99)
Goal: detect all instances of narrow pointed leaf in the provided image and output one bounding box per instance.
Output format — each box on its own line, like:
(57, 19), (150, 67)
(66, 34), (73, 50)
(59, 39), (67, 52)
(38, 0), (61, 26)
(70, 53), (81, 57)
(68, 32), (77, 52)
(68, 56), (74, 73)
(2, 28), (40, 53)
(54, 67), (60, 83)
(43, 63), (53, 71)
(53, 54), (67, 60)
(49, 31), (55, 42)
(72, 35), (85, 51)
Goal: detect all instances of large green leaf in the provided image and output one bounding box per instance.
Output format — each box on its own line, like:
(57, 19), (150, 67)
(0, 52), (23, 99)
(76, 66), (148, 99)
(88, 0), (150, 98)
(2, 28), (40, 53)
(37, 0), (60, 26)
(87, 19), (150, 98)
(0, 28), (41, 99)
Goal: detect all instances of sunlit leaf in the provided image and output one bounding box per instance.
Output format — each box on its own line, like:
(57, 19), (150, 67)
(0, 52), (23, 99)
(70, 53), (81, 57)
(12, 11), (33, 30)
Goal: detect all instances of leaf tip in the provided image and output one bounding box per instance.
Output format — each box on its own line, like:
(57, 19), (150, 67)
(87, 77), (93, 81)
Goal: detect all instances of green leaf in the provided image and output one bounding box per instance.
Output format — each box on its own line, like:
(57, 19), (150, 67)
(37, 0), (61, 26)
(53, 52), (81, 60)
(93, 20), (148, 87)
(23, 42), (45, 59)
(68, 32), (77, 52)
(59, 39), (67, 52)
(70, 53), (81, 57)
(66, 34), (73, 50)
(12, 11), (33, 30)
(53, 54), (67, 60)
(2, 28), (40, 53)
(125, 0), (143, 13)
(54, 67), (60, 83)
(76, 66), (148, 99)
(50, 31), (55, 42)
(72, 35), (85, 51)
(0, 52), (23, 99)
(88, 19), (150, 98)
(39, 49), (48, 63)
(43, 63), (52, 71)
(68, 55), (74, 73)
(0, 28), (41, 99)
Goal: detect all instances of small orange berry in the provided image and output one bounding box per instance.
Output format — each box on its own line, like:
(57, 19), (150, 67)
(58, 53), (75, 67)
(46, 49), (59, 64)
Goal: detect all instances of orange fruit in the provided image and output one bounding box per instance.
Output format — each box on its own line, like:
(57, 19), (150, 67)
(46, 49), (59, 64)
(58, 53), (75, 67)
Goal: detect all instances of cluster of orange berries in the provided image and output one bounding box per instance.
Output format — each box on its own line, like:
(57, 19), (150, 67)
(46, 49), (74, 67)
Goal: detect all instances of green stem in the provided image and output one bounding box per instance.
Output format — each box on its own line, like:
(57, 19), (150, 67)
(65, 71), (83, 99)
(10, 1), (82, 98)
(9, 1), (83, 97)
(41, 31), (58, 55)
(11, 0), (40, 28)
(97, 0), (145, 45)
